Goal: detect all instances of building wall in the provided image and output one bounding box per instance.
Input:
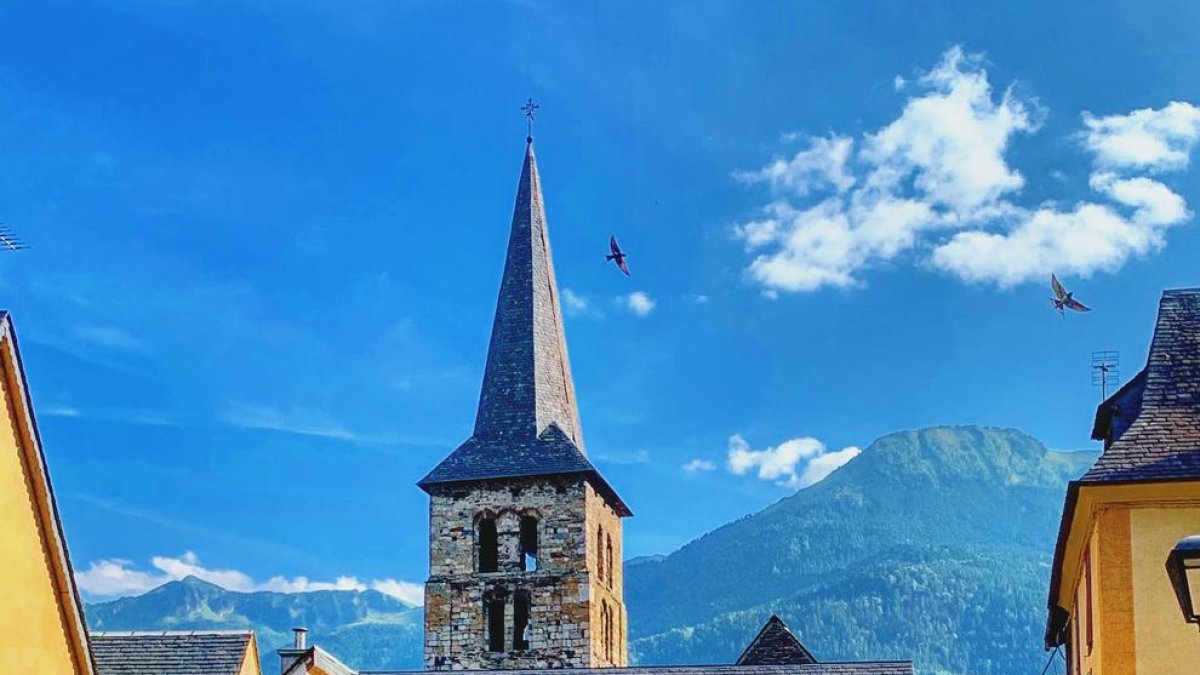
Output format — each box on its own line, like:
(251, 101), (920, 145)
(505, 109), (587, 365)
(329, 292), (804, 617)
(0, 347), (85, 674)
(1131, 504), (1200, 675)
(239, 635), (262, 675)
(586, 483), (626, 666)
(1058, 484), (1200, 675)
(425, 475), (624, 670)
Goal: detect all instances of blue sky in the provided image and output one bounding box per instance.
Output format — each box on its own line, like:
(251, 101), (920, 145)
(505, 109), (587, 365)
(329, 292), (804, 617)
(3, 0), (1200, 603)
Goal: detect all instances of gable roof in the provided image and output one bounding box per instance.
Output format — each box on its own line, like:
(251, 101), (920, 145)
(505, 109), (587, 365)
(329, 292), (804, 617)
(1081, 288), (1200, 483)
(737, 615), (818, 666)
(0, 312), (96, 675)
(281, 645), (358, 675)
(90, 631), (257, 675)
(417, 141), (629, 516)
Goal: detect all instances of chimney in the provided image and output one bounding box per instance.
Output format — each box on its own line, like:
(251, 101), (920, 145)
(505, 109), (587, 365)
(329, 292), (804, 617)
(293, 627), (308, 650)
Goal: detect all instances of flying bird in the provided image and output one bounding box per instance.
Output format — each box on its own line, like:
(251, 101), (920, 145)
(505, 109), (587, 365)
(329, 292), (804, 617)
(1050, 274), (1091, 316)
(606, 236), (630, 276)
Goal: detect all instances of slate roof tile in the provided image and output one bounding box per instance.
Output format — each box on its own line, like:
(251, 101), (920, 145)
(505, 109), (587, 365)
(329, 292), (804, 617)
(737, 615), (818, 666)
(90, 631), (253, 675)
(1082, 288), (1200, 483)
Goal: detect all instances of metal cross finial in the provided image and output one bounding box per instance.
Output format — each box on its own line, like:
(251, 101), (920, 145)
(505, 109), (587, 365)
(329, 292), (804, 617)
(521, 98), (539, 142)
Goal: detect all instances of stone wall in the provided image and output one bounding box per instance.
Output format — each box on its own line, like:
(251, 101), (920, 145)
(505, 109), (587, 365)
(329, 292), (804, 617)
(424, 474), (628, 670)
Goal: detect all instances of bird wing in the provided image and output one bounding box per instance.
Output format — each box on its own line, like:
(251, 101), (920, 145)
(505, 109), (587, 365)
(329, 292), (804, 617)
(617, 258), (631, 276)
(610, 236), (622, 255)
(1051, 274), (1068, 301)
(1065, 298), (1091, 312)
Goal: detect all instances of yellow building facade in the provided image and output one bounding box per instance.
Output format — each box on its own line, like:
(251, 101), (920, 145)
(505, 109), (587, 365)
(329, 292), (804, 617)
(1046, 289), (1200, 675)
(0, 312), (95, 675)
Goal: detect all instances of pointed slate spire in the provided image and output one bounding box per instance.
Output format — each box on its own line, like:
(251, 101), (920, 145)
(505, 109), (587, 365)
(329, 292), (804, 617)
(472, 140), (584, 448)
(417, 140), (630, 516)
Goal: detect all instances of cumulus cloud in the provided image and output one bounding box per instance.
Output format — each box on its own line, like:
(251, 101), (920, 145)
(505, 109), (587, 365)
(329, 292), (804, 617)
(1083, 102), (1200, 171)
(736, 134), (856, 196)
(74, 552), (424, 605)
(733, 46), (1200, 292)
(622, 291), (656, 316)
(682, 458), (716, 474)
(726, 434), (860, 489)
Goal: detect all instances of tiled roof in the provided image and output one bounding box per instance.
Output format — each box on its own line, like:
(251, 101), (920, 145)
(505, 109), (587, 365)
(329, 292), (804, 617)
(1081, 288), (1200, 482)
(363, 665), (913, 675)
(737, 615), (817, 666)
(90, 631), (253, 675)
(418, 141), (629, 515)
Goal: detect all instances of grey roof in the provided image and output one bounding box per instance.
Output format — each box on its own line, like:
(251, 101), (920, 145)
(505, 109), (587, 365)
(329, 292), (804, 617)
(418, 141), (629, 515)
(363, 665), (912, 675)
(737, 615), (818, 666)
(90, 631), (254, 675)
(1082, 288), (1200, 482)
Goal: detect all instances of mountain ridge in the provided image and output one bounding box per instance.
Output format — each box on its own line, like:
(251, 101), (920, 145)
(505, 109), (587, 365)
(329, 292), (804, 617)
(84, 425), (1096, 675)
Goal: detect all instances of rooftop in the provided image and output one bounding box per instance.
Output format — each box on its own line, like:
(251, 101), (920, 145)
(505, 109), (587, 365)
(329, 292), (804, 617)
(89, 631), (255, 675)
(1083, 288), (1200, 483)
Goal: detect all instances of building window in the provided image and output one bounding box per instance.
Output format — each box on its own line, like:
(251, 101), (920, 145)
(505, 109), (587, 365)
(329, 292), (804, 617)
(486, 596), (505, 652)
(605, 533), (614, 589)
(478, 517), (498, 573)
(520, 516), (538, 572)
(513, 591), (531, 650)
(1084, 547), (1094, 653)
(597, 525), (606, 584)
(600, 600), (610, 662)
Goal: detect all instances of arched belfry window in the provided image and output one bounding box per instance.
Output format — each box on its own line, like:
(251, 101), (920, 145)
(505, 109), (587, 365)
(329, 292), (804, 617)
(605, 533), (614, 589)
(478, 517), (498, 573)
(519, 515), (538, 572)
(513, 590), (532, 650)
(485, 594), (505, 653)
(597, 524), (606, 583)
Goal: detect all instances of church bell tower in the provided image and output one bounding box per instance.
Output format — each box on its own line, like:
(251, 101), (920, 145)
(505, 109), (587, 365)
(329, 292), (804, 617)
(418, 135), (632, 670)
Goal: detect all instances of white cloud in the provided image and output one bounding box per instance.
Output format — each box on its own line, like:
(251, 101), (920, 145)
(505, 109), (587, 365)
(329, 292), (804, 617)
(688, 293), (710, 304)
(73, 325), (143, 351)
(562, 288), (591, 317)
(43, 405), (82, 418)
(221, 401), (360, 441)
(726, 434), (860, 489)
(682, 458), (716, 474)
(369, 579), (425, 606)
(733, 46), (1200, 291)
(1083, 102), (1200, 171)
(735, 134), (856, 196)
(74, 552), (424, 605)
(622, 291), (656, 316)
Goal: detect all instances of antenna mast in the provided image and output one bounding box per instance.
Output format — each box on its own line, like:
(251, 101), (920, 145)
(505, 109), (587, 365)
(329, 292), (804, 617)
(1091, 350), (1120, 400)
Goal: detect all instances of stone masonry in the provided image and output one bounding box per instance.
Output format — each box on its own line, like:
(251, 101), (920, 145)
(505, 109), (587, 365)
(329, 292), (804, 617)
(423, 476), (626, 669)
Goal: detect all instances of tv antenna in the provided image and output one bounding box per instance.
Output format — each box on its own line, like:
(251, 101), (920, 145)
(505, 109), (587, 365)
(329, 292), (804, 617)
(0, 225), (27, 252)
(1091, 350), (1119, 400)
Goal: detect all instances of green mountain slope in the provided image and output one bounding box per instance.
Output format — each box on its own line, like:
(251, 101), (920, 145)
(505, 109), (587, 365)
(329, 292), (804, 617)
(85, 576), (424, 673)
(625, 426), (1095, 674)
